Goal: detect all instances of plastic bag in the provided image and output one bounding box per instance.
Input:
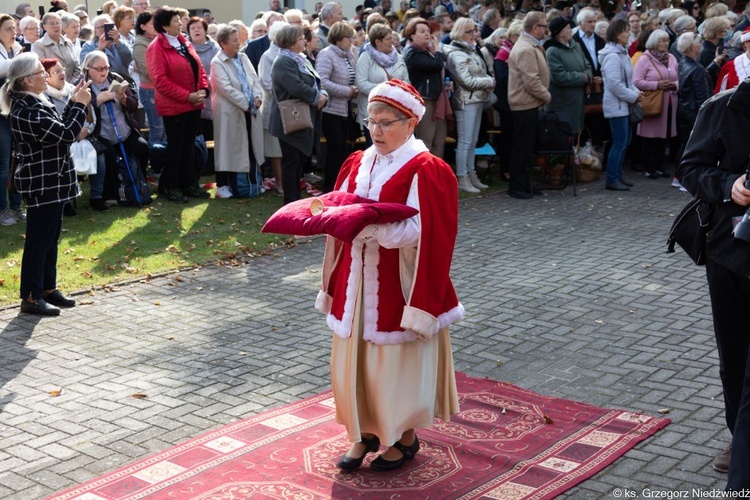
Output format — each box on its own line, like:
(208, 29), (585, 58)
(574, 140), (602, 171)
(71, 139), (97, 175)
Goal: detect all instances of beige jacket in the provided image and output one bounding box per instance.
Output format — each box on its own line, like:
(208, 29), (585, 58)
(32, 33), (80, 82)
(210, 51), (264, 171)
(507, 33), (551, 111)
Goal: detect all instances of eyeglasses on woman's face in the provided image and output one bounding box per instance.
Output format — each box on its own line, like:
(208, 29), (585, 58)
(89, 65), (110, 72)
(363, 117), (406, 131)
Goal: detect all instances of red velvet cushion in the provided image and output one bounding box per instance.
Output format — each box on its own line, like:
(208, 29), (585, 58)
(261, 191), (419, 242)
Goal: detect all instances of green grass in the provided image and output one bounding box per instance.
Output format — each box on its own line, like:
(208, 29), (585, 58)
(0, 185), (292, 306)
(0, 165), (509, 307)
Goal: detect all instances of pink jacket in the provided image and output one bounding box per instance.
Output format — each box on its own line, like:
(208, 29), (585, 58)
(146, 33), (209, 117)
(632, 51), (678, 139)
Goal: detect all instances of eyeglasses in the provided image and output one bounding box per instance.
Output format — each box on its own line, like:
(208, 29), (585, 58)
(536, 24), (548, 29)
(465, 28), (477, 34)
(363, 117), (407, 131)
(27, 70), (47, 78)
(89, 65), (110, 72)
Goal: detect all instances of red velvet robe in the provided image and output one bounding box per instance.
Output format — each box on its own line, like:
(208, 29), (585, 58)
(315, 141), (464, 345)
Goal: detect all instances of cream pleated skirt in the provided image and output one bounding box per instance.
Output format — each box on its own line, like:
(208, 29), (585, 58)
(330, 282), (460, 447)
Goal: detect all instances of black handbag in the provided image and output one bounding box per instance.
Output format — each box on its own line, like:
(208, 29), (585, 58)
(666, 197), (714, 266)
(535, 110), (572, 152)
(629, 102), (644, 124)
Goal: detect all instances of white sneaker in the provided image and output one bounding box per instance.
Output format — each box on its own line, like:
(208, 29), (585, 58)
(458, 175), (480, 193)
(216, 185), (233, 199)
(0, 209), (16, 226)
(13, 209), (26, 222)
(468, 171), (489, 189)
(671, 177), (681, 188)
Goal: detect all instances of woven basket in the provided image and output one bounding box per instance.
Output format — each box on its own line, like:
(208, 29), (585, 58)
(574, 128), (603, 183)
(576, 165), (602, 183)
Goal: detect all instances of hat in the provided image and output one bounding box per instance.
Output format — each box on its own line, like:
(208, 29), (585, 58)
(368, 79), (425, 122)
(549, 16), (573, 39)
(742, 27), (750, 43)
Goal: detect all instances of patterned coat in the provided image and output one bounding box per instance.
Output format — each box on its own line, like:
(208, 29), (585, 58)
(11, 93), (87, 207)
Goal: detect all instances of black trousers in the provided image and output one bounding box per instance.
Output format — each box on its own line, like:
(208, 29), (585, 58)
(498, 109), (513, 176)
(161, 110), (201, 193)
(705, 259), (750, 489)
(20, 201), (65, 301)
(509, 108), (537, 194)
(279, 139), (308, 205)
(641, 137), (666, 174)
(322, 112), (350, 193)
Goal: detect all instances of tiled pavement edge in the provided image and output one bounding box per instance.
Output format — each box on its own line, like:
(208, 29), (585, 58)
(0, 178), (728, 499)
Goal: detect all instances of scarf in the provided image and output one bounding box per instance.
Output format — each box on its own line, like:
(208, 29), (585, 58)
(279, 48), (319, 79)
(365, 43), (399, 69)
(329, 43), (351, 61)
(496, 38), (514, 63)
(649, 49), (670, 67)
(44, 82), (75, 101)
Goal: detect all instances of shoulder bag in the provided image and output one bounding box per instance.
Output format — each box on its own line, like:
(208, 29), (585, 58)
(641, 54), (666, 117)
(666, 197), (714, 265)
(272, 84), (313, 135)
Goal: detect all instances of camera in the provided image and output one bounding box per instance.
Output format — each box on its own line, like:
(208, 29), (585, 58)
(732, 157), (750, 242)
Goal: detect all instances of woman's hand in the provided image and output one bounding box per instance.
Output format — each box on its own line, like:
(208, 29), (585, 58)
(637, 91), (645, 102)
(349, 85), (359, 97)
(76, 127), (90, 141)
(96, 90), (114, 105)
(114, 88), (127, 104)
(732, 175), (750, 206)
(254, 96), (262, 109)
(71, 79), (92, 106)
(316, 93), (328, 109)
(593, 76), (602, 85)
(715, 46), (728, 65)
(188, 91), (205, 105)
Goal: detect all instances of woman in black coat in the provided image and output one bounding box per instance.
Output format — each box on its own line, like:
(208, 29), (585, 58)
(402, 17), (448, 158)
(0, 52), (92, 316)
(269, 25), (328, 205)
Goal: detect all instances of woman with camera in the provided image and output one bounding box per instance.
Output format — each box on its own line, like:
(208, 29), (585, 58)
(1, 52), (91, 316)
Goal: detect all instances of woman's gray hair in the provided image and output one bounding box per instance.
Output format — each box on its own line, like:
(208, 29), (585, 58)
(672, 15), (695, 34)
(269, 21), (289, 44)
(450, 17), (475, 41)
(645, 28), (670, 49)
(18, 16), (39, 31)
(485, 27), (508, 46)
(60, 12), (79, 30)
(507, 19), (524, 38)
(367, 100), (408, 120)
(275, 24), (304, 49)
(676, 31), (699, 54)
(41, 12), (62, 26)
(0, 53), (41, 116)
(81, 50), (108, 73)
(215, 24), (238, 46)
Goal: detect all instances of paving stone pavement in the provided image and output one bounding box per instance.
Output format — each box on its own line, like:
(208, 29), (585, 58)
(0, 177), (730, 499)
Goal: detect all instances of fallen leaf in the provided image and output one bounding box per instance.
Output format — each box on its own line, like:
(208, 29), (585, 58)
(79, 300), (94, 305)
(132, 393), (148, 399)
(48, 388), (62, 397)
(657, 408), (671, 414)
(154, 301), (161, 306)
(501, 408), (506, 415)
(82, 271), (93, 278)
(595, 320), (604, 325)
(166, 335), (174, 340)
(542, 414), (554, 424)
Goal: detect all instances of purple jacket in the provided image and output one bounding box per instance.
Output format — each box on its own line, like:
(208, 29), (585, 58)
(633, 51), (679, 139)
(315, 44), (357, 118)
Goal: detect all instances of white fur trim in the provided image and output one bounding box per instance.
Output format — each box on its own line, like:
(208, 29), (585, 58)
(438, 303), (465, 329)
(355, 136), (428, 201)
(315, 290), (332, 314)
(736, 53), (750, 82)
(369, 80), (426, 121)
(742, 31), (750, 43)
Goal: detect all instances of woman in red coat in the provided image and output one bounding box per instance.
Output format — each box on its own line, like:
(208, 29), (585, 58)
(146, 7), (210, 202)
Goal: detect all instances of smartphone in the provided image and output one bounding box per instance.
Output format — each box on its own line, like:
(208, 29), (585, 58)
(38, 5), (44, 16)
(96, 9), (103, 16)
(718, 38), (725, 53)
(21, 42), (31, 53)
(103, 23), (115, 41)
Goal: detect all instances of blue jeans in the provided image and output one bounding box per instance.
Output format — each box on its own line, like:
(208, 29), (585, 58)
(90, 154), (106, 200)
(0, 115), (21, 210)
(454, 102), (483, 177)
(139, 87), (166, 146)
(606, 115), (632, 185)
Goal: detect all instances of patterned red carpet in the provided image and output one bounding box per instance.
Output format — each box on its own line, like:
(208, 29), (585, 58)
(48, 373), (669, 500)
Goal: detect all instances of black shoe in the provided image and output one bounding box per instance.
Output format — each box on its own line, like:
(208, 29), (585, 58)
(337, 435), (380, 471)
(619, 177), (634, 187)
(370, 435), (420, 471)
(165, 189), (189, 203)
(89, 198), (109, 212)
(184, 186), (210, 199)
(605, 181), (630, 191)
(643, 171), (660, 180)
(20, 298), (61, 316)
(43, 289), (76, 308)
(63, 203), (77, 217)
(508, 190), (532, 200)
